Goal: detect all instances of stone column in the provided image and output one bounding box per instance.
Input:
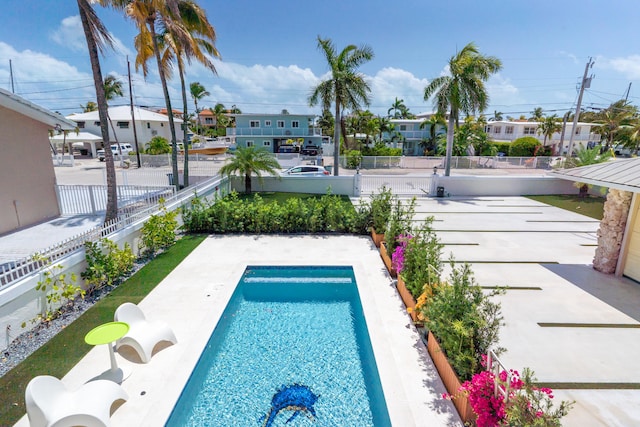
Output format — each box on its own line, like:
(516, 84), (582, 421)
(593, 189), (633, 274)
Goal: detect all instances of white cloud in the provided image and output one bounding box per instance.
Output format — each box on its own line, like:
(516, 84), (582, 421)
(598, 55), (640, 79)
(369, 67), (430, 115)
(50, 16), (86, 52)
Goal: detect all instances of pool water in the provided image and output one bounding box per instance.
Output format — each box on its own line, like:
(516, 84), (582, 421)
(166, 266), (391, 426)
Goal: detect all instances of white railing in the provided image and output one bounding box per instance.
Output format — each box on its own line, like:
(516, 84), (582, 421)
(226, 128), (322, 137)
(487, 349), (512, 403)
(0, 175), (230, 290)
(360, 175), (432, 196)
(341, 156), (565, 170)
(56, 185), (175, 216)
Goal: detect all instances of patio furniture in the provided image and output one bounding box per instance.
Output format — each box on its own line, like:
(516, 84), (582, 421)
(84, 321), (131, 383)
(114, 302), (177, 363)
(25, 375), (128, 427)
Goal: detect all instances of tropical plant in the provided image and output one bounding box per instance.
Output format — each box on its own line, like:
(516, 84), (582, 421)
(103, 74), (125, 157)
(81, 101), (98, 112)
(140, 201), (179, 256)
(419, 114), (446, 155)
(368, 185), (394, 234)
(82, 238), (135, 292)
(423, 42), (502, 176)
(33, 255), (83, 325)
(537, 115), (562, 148)
(345, 149), (363, 169)
(127, 0), (187, 190)
(145, 135), (172, 154)
(509, 136), (541, 156)
(592, 99), (638, 150)
(150, 1), (219, 187)
(530, 107), (544, 121)
(190, 81), (209, 134)
(423, 261), (504, 381)
(76, 0), (119, 222)
(565, 146), (613, 197)
(489, 110), (503, 121)
(218, 146), (281, 193)
(309, 36), (374, 176)
(384, 196), (416, 255)
(388, 97), (414, 119)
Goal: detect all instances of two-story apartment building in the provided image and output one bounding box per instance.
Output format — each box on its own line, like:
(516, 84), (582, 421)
(485, 120), (598, 154)
(226, 113), (330, 154)
(67, 106), (183, 153)
(383, 118), (447, 156)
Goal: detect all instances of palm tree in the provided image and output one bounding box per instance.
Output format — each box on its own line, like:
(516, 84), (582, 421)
(126, 0), (185, 190)
(103, 74), (125, 160)
(155, 0), (219, 187)
(423, 42), (502, 176)
(76, 0), (119, 222)
(309, 36), (374, 176)
(530, 107), (544, 121)
(489, 110), (503, 121)
(190, 81), (209, 134)
(592, 100), (637, 150)
(211, 103), (228, 135)
(81, 101), (98, 112)
(317, 108), (335, 138)
(537, 114), (562, 148)
(419, 114), (447, 155)
(388, 97), (405, 119)
(566, 147), (612, 197)
(218, 146), (281, 193)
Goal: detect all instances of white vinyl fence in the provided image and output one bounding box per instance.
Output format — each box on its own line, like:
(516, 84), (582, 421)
(56, 185), (175, 216)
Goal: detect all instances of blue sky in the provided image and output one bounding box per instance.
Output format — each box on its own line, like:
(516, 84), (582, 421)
(1, 0), (640, 119)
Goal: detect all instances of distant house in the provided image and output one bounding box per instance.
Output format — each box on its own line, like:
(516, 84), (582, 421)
(485, 120), (598, 154)
(0, 88), (76, 235)
(197, 109), (216, 129)
(386, 118), (446, 156)
(226, 113), (329, 153)
(66, 106), (184, 153)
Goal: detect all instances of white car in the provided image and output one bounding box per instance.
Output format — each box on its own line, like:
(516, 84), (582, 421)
(97, 143), (133, 161)
(280, 165), (330, 176)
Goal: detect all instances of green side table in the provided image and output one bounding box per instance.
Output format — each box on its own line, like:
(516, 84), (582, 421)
(85, 321), (130, 383)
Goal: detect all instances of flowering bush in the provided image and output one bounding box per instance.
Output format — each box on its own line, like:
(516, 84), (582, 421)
(391, 233), (411, 273)
(446, 358), (573, 427)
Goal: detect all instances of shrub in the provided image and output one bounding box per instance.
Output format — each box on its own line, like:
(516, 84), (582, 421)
(423, 261), (504, 381)
(33, 257), (83, 324)
(345, 150), (363, 169)
(140, 202), (179, 256)
(362, 144), (402, 156)
(82, 238), (135, 292)
(491, 141), (511, 156)
(509, 137), (541, 156)
(145, 136), (171, 154)
(384, 196), (416, 255)
(369, 186), (393, 233)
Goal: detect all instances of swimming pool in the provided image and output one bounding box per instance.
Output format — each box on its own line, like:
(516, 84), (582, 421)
(166, 266), (391, 426)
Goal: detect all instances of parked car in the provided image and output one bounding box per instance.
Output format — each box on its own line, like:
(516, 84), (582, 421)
(280, 165), (330, 176)
(300, 145), (322, 156)
(97, 143), (134, 161)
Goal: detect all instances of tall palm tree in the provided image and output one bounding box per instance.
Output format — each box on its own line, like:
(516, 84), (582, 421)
(218, 146), (281, 193)
(489, 110), (503, 121)
(190, 81), (209, 134)
(537, 114), (562, 148)
(419, 114), (447, 155)
(156, 0), (219, 187)
(530, 107), (544, 121)
(126, 0), (184, 190)
(76, 0), (119, 222)
(592, 99), (637, 150)
(309, 36), (374, 176)
(103, 75), (124, 159)
(388, 97), (406, 119)
(317, 108), (335, 138)
(423, 42), (502, 176)
(211, 103), (228, 135)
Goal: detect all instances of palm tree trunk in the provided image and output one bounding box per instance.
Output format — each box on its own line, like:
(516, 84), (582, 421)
(149, 20), (180, 190)
(77, 0), (117, 222)
(245, 173), (252, 194)
(444, 113), (455, 176)
(333, 103), (341, 176)
(177, 59), (190, 187)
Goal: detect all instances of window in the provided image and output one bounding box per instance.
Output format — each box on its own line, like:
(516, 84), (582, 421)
(265, 120), (272, 127)
(399, 125), (407, 131)
(486, 126), (492, 133)
(250, 120), (260, 128)
(117, 121), (129, 129)
(505, 126), (514, 135)
(246, 140), (254, 147)
(277, 120), (285, 128)
(263, 140), (271, 146)
(204, 117), (214, 124)
(93, 121), (100, 127)
(147, 123), (151, 129)
(494, 126), (501, 134)
(524, 126), (536, 135)
(574, 126), (581, 135)
(77, 121), (85, 129)
(292, 121), (299, 128)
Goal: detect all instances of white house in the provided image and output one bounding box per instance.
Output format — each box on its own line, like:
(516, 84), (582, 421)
(485, 120), (599, 154)
(66, 106), (183, 154)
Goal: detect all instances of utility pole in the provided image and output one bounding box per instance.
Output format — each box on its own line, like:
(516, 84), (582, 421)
(9, 60), (15, 93)
(127, 57), (142, 168)
(566, 58), (594, 157)
(624, 82), (632, 102)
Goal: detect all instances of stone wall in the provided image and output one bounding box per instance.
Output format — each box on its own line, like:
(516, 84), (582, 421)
(593, 189), (633, 273)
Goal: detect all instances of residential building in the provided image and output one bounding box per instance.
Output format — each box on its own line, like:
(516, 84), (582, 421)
(0, 88), (76, 235)
(66, 106), (184, 154)
(485, 120), (599, 154)
(385, 118), (446, 156)
(197, 109), (216, 129)
(226, 113), (329, 153)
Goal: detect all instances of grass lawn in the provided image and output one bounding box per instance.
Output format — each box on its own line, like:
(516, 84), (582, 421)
(0, 234), (206, 426)
(526, 194), (606, 220)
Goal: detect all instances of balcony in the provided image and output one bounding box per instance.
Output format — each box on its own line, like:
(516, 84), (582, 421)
(226, 128), (323, 137)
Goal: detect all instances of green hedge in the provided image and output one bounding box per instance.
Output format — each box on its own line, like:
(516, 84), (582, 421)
(509, 137), (541, 156)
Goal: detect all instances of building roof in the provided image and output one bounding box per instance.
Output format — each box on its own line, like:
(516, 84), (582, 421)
(551, 158), (640, 193)
(67, 105), (183, 123)
(0, 87), (76, 130)
(49, 131), (102, 142)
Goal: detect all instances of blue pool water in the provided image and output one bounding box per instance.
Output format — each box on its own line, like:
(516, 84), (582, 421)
(166, 266), (391, 426)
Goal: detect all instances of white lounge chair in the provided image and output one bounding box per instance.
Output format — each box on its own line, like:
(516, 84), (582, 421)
(114, 302), (177, 363)
(25, 375), (127, 427)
